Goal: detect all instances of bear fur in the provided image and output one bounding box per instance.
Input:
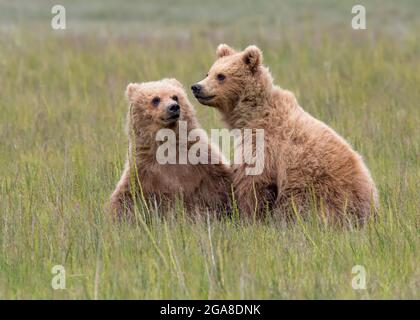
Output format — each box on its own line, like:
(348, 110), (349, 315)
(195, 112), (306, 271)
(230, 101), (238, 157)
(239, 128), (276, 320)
(192, 44), (378, 223)
(110, 78), (232, 217)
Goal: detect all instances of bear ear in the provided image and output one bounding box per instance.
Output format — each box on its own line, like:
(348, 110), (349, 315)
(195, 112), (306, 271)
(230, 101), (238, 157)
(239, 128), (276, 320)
(164, 78), (184, 89)
(216, 43), (236, 58)
(242, 45), (263, 71)
(125, 83), (140, 102)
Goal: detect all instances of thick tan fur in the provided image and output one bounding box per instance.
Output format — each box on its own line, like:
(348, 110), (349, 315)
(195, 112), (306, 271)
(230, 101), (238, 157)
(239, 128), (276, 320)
(193, 44), (378, 222)
(110, 78), (231, 217)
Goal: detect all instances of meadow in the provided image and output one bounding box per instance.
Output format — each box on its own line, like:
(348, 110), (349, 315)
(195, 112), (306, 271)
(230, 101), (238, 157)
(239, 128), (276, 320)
(0, 0), (419, 299)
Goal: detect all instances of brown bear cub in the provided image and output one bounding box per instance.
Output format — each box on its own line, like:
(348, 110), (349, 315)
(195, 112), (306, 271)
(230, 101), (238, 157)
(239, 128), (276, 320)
(192, 44), (378, 223)
(110, 78), (232, 217)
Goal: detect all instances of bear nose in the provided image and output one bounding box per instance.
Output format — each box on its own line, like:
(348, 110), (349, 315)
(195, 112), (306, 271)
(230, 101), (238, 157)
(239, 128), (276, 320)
(168, 103), (180, 114)
(191, 84), (201, 95)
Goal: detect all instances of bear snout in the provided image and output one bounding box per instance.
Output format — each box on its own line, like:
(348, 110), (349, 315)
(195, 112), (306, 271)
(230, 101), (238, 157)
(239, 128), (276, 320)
(191, 84), (202, 95)
(164, 103), (180, 121)
(168, 103), (180, 114)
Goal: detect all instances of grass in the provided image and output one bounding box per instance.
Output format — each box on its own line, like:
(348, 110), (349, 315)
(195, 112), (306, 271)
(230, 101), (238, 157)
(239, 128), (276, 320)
(0, 0), (419, 299)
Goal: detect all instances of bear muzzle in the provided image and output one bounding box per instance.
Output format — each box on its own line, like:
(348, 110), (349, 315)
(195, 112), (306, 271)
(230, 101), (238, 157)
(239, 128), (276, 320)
(161, 103), (180, 123)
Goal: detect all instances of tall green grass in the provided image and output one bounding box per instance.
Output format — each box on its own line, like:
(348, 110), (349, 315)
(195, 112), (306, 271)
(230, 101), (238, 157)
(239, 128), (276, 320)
(0, 0), (419, 299)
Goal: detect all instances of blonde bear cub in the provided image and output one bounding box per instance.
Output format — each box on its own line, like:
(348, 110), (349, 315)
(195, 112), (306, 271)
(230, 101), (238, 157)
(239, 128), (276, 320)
(110, 78), (232, 216)
(192, 44), (378, 223)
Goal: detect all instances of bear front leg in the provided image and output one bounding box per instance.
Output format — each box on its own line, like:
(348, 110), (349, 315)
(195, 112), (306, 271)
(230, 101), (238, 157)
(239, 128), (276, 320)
(110, 162), (134, 217)
(234, 174), (276, 219)
(209, 165), (234, 215)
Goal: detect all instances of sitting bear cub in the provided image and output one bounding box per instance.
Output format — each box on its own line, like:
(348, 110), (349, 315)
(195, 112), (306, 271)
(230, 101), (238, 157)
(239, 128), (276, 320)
(192, 44), (378, 223)
(110, 78), (231, 216)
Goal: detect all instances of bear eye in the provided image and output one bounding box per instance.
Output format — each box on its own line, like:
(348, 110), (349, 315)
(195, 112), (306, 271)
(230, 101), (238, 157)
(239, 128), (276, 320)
(171, 95), (178, 102)
(205, 73), (209, 78)
(216, 73), (226, 81)
(151, 96), (160, 106)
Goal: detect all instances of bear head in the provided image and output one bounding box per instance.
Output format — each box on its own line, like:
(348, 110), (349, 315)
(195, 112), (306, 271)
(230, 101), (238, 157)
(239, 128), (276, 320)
(125, 78), (196, 136)
(191, 44), (270, 114)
